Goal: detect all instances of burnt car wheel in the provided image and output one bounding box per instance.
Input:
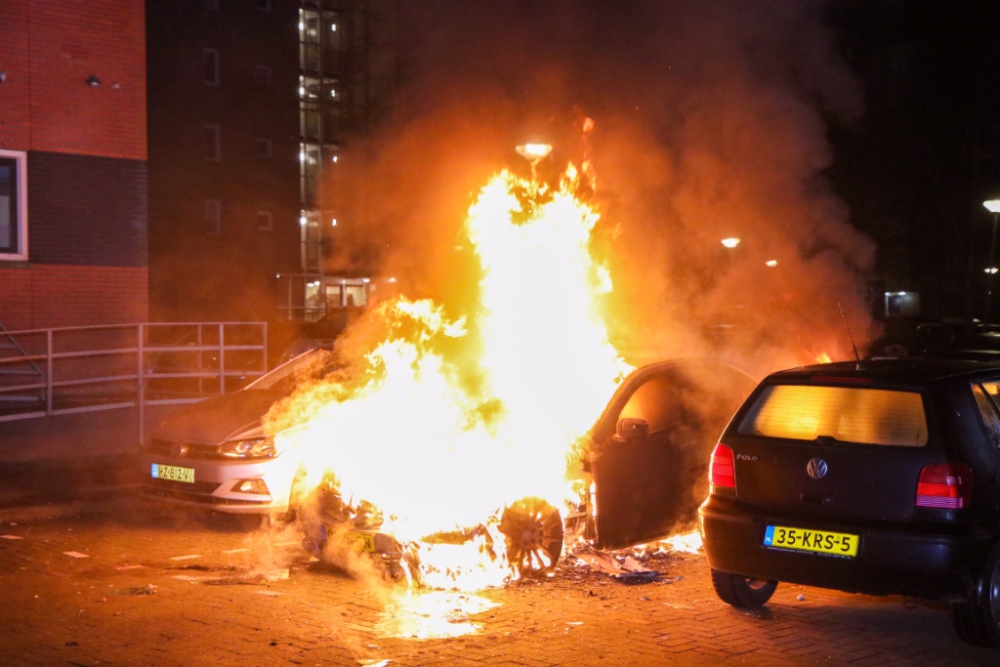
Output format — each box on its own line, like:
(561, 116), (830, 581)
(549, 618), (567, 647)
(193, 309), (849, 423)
(711, 569), (778, 608)
(499, 497), (563, 578)
(952, 541), (1000, 647)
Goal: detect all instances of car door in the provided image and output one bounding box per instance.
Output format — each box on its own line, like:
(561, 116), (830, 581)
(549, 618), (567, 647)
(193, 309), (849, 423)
(964, 377), (1000, 521)
(589, 360), (756, 549)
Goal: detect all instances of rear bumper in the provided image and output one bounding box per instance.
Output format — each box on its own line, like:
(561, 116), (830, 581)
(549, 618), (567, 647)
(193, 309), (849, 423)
(698, 498), (991, 603)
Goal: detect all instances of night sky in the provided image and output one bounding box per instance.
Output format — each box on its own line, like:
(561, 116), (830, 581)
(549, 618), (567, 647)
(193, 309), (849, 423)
(826, 0), (1000, 322)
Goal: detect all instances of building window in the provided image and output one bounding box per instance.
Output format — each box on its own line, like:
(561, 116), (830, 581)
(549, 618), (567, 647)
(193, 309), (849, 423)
(202, 0), (219, 10)
(255, 0), (271, 12)
(253, 64), (272, 86)
(0, 150), (27, 261)
(203, 49), (219, 86)
(205, 124), (221, 161)
(256, 138), (273, 159)
(257, 211), (273, 232)
(204, 200), (221, 236)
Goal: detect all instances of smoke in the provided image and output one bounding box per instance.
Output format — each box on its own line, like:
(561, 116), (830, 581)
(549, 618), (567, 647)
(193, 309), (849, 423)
(327, 0), (876, 376)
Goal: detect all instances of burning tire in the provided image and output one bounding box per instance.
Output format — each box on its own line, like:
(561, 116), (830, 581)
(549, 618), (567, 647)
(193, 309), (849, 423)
(499, 497), (564, 577)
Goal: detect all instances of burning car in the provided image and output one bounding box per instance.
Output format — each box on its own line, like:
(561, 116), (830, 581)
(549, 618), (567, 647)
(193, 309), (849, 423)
(147, 148), (759, 588)
(297, 357), (756, 583)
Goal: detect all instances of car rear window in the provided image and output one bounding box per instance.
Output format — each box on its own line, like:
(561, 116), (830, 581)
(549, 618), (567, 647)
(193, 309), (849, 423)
(737, 384), (928, 447)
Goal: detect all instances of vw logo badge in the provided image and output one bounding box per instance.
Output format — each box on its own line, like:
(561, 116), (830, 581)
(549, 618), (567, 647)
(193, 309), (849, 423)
(807, 457), (828, 480)
(171, 442), (189, 459)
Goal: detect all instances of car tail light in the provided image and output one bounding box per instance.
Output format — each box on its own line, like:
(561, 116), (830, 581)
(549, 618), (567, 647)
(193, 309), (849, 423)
(709, 444), (736, 491)
(916, 462), (973, 509)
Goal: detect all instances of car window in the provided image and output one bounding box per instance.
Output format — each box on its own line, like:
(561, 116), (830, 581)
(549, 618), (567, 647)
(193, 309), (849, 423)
(738, 384), (928, 447)
(618, 375), (683, 434)
(972, 382), (1000, 449)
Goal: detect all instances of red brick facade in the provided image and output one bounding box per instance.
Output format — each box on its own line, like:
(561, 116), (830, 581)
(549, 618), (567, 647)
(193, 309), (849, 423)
(0, 0), (147, 332)
(0, 0), (146, 160)
(0, 265), (148, 331)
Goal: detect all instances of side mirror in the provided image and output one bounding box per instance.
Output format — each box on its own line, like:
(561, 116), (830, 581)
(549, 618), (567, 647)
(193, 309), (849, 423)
(613, 417), (649, 442)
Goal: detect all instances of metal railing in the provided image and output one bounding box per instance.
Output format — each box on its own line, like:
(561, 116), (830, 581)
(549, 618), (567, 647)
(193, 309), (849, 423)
(0, 322), (268, 443)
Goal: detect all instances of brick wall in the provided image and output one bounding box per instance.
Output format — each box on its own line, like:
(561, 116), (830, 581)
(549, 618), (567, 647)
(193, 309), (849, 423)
(0, 265), (148, 331)
(0, 0), (147, 330)
(28, 152), (148, 267)
(0, 0), (146, 160)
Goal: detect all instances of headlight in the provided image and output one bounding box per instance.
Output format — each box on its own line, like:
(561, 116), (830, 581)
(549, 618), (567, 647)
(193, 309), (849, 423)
(219, 436), (277, 459)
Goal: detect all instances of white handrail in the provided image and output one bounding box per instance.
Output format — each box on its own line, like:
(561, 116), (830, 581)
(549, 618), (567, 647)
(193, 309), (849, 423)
(0, 322), (268, 444)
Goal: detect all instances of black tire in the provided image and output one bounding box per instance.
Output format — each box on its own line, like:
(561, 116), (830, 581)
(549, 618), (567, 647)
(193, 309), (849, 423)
(499, 497), (564, 578)
(952, 542), (1000, 648)
(711, 568), (778, 608)
(952, 599), (985, 646)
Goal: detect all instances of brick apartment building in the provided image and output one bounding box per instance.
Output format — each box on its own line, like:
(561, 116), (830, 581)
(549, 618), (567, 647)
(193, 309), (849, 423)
(0, 0), (148, 331)
(146, 0), (398, 325)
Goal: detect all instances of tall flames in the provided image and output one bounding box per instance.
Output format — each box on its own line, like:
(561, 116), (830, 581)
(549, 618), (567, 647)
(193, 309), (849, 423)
(269, 164), (629, 589)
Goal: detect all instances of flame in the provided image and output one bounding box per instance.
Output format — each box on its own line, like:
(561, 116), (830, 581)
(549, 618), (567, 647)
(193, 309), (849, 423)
(273, 165), (629, 589)
(375, 591), (499, 639)
(662, 530), (702, 555)
(815, 352), (832, 364)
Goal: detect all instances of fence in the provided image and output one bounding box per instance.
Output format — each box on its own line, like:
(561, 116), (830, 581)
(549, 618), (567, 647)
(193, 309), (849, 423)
(0, 322), (268, 443)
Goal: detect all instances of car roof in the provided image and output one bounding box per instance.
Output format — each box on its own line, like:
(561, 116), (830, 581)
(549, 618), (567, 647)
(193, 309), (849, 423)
(768, 358), (1000, 385)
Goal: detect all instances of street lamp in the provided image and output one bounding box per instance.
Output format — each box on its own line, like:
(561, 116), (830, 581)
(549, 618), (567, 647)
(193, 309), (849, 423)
(984, 200), (1000, 326)
(721, 237), (740, 249)
(515, 143), (553, 180)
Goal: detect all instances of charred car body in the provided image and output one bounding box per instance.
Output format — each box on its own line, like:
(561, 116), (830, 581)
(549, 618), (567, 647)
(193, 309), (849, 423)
(700, 359), (1000, 647)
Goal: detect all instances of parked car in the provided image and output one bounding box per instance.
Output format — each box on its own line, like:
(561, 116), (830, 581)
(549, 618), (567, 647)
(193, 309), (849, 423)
(141, 347), (334, 514)
(144, 349), (756, 578)
(699, 359), (1000, 647)
(300, 358), (756, 579)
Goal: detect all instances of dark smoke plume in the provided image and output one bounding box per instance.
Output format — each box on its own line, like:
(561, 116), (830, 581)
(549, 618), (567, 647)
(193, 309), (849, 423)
(328, 0), (876, 377)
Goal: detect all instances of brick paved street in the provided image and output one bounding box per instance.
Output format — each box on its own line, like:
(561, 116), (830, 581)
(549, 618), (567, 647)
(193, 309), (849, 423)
(0, 499), (997, 667)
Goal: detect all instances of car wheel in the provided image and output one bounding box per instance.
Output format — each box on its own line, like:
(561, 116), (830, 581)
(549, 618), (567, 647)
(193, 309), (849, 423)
(711, 568), (778, 608)
(499, 497), (564, 578)
(952, 541), (1000, 647)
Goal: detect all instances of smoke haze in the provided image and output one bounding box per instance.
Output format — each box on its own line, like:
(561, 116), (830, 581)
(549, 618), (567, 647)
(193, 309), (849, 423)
(329, 0), (876, 376)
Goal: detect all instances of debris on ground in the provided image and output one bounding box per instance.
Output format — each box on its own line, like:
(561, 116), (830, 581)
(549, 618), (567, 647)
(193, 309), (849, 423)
(568, 544), (680, 585)
(108, 585), (157, 597)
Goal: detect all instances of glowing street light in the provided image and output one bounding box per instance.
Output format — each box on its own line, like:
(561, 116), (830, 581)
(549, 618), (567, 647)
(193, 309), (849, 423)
(515, 143), (553, 161)
(765, 259), (778, 267)
(721, 237), (740, 249)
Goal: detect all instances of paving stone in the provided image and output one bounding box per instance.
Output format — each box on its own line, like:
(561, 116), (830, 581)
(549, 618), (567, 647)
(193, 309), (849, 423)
(1, 501), (999, 666)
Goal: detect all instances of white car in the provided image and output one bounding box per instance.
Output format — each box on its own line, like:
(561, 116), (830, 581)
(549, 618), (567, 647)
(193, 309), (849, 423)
(140, 349), (328, 515)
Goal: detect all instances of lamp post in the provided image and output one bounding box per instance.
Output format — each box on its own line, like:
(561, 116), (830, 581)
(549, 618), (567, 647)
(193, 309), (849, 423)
(983, 200), (1000, 326)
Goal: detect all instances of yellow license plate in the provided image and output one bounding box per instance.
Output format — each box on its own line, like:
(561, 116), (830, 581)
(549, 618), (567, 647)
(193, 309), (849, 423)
(764, 525), (858, 557)
(152, 463), (195, 484)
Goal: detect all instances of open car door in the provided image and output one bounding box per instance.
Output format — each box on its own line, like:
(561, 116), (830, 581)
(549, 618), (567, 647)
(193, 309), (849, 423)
(589, 359), (756, 550)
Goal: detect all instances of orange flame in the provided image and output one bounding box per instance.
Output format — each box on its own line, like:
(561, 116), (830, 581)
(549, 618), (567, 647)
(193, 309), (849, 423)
(273, 165), (629, 589)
